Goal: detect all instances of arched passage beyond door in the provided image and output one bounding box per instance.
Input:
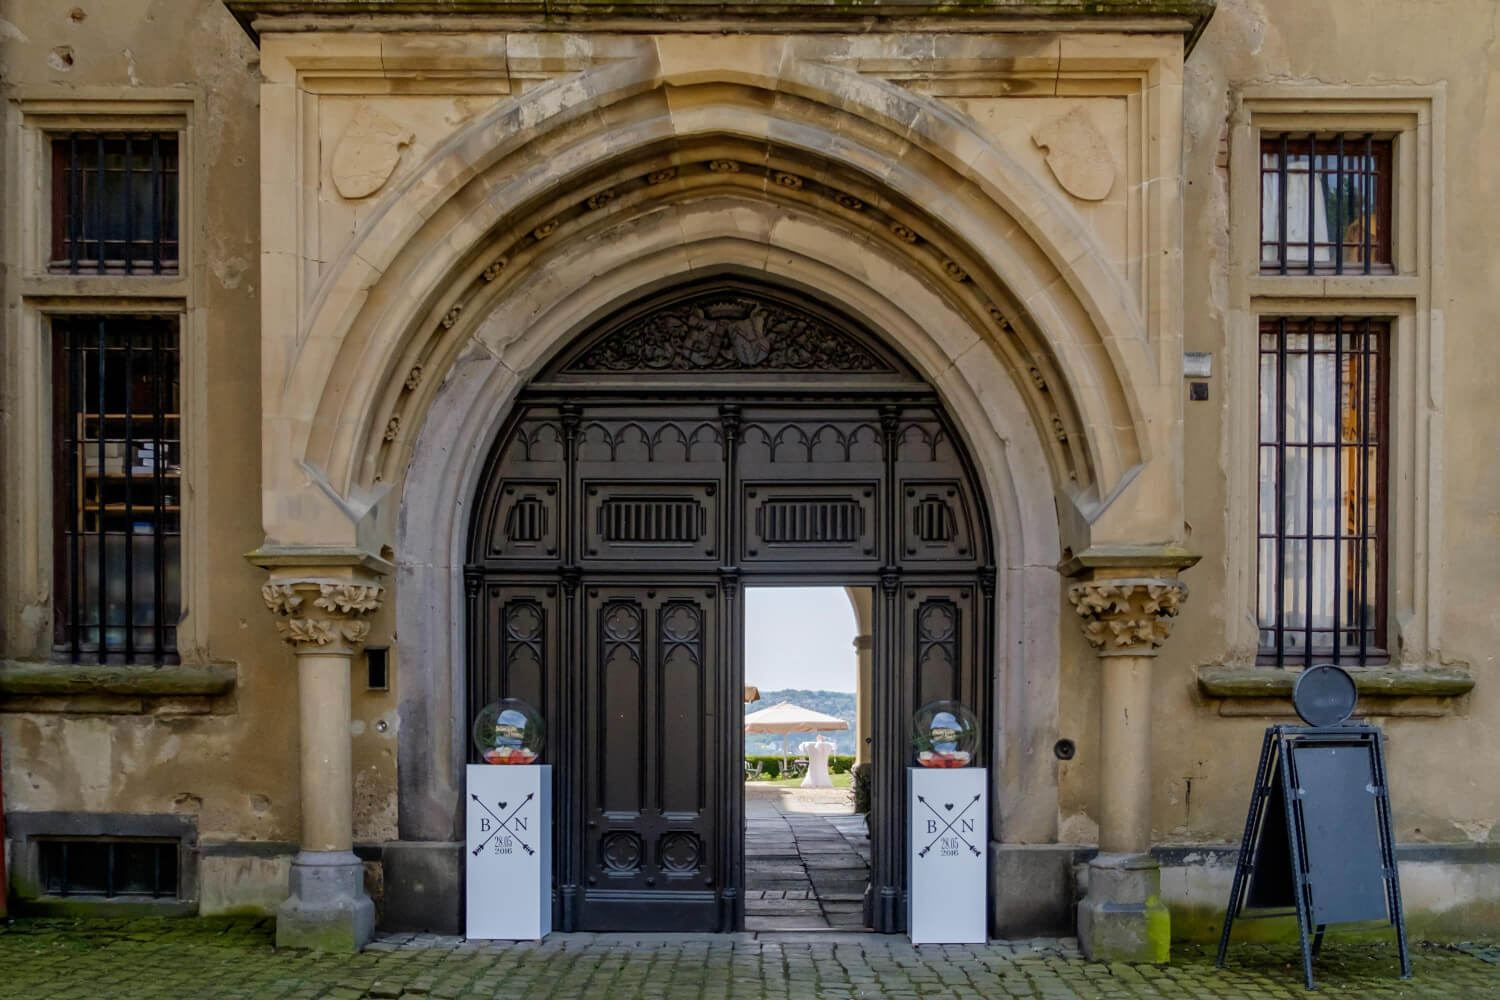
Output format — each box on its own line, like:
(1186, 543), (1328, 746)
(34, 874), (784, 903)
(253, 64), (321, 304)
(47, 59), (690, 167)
(466, 278), (996, 933)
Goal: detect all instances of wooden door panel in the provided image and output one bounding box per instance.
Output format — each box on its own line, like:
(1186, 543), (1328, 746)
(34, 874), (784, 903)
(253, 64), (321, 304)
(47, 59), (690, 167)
(657, 599), (709, 818)
(597, 597), (646, 815)
(581, 585), (720, 931)
(470, 583), (559, 764)
(905, 586), (981, 729)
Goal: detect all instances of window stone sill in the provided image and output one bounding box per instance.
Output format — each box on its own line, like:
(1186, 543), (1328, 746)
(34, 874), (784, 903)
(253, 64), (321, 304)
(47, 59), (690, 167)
(0, 660), (237, 699)
(1196, 666), (1474, 718)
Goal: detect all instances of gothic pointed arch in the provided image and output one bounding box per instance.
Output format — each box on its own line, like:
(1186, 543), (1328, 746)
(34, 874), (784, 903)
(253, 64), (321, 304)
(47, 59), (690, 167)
(261, 53), (1182, 553)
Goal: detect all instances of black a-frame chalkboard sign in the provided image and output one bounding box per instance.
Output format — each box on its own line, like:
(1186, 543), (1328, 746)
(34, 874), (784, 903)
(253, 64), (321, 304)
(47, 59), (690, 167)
(1215, 668), (1410, 991)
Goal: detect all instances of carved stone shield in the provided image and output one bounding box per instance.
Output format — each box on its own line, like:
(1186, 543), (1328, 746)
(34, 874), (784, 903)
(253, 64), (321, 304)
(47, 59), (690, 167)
(331, 104), (414, 200)
(1032, 106), (1115, 203)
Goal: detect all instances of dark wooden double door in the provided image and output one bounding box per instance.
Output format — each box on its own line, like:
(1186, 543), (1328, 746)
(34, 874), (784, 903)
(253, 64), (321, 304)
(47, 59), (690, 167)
(465, 281), (993, 932)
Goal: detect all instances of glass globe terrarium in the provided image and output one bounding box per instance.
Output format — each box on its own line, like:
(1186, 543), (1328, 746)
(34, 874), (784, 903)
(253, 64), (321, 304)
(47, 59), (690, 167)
(472, 698), (545, 765)
(911, 700), (979, 768)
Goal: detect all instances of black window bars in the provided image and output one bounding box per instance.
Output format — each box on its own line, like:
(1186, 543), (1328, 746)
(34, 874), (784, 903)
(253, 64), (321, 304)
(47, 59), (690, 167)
(1260, 134), (1392, 275)
(52, 315), (181, 664)
(1257, 317), (1388, 667)
(39, 839), (179, 900)
(51, 132), (179, 274)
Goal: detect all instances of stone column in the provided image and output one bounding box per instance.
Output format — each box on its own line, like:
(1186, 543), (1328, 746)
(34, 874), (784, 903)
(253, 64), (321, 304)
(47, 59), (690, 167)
(853, 633), (873, 766)
(1067, 576), (1188, 964)
(261, 574), (384, 952)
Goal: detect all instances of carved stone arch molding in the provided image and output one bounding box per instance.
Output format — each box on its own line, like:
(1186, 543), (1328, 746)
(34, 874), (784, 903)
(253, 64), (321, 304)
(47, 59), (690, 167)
(268, 58), (1184, 555)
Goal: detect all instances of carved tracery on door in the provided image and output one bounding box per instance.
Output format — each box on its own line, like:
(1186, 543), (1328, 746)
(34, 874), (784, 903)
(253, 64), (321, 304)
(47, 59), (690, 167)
(467, 279), (995, 933)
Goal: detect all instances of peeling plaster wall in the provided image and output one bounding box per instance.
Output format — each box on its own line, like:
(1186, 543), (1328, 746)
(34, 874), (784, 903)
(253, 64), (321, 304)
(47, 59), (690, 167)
(0, 1), (397, 915)
(1161, 0), (1500, 851)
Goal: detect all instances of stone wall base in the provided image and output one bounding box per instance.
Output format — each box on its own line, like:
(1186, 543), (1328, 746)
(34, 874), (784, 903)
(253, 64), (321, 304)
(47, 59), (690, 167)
(200, 853), (292, 916)
(988, 842), (1078, 937)
(29, 834), (1498, 947)
(379, 840), (464, 935)
(1161, 843), (1500, 944)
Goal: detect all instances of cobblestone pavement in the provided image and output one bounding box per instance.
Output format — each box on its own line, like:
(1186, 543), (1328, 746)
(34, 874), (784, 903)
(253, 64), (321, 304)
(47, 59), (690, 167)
(0, 918), (1496, 999)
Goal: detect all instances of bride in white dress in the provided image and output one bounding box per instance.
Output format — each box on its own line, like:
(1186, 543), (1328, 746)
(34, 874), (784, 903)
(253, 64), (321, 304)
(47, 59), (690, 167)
(797, 734), (837, 788)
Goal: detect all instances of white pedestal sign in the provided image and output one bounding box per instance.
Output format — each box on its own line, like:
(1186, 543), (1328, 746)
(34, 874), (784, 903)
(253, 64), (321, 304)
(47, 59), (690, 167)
(466, 763), (551, 940)
(907, 766), (988, 944)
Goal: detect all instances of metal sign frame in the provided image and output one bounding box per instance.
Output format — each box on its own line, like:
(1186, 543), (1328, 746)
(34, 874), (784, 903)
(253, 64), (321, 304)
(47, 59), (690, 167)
(1216, 723), (1410, 990)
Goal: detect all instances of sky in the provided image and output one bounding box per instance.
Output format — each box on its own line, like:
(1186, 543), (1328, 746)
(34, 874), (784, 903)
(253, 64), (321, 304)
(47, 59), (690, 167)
(744, 587), (860, 693)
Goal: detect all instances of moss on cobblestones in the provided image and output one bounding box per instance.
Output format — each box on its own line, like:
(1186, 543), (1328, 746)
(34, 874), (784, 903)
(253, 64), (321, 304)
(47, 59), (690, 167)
(0, 917), (1496, 998)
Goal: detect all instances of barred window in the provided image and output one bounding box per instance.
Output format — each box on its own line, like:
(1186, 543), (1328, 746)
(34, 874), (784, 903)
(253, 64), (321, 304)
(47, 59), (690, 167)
(38, 839), (179, 900)
(52, 315), (181, 664)
(1257, 317), (1387, 666)
(50, 133), (179, 274)
(1260, 135), (1392, 275)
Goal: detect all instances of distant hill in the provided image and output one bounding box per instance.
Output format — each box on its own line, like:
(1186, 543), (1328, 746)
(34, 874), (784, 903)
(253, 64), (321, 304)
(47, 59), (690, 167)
(744, 689), (857, 756)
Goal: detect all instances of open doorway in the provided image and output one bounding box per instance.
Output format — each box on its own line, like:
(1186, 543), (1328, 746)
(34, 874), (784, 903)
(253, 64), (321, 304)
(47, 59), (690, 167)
(743, 586), (872, 931)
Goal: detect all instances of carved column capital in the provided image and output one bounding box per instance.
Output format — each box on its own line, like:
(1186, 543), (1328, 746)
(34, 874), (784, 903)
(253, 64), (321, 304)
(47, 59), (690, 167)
(1066, 577), (1188, 655)
(261, 580), (385, 655)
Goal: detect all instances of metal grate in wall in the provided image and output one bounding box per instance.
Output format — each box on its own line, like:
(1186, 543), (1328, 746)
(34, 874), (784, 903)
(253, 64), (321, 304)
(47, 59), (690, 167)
(38, 839), (179, 900)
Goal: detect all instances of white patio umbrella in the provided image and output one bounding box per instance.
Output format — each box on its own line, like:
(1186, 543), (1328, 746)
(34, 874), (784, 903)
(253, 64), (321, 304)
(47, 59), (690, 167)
(743, 701), (850, 772)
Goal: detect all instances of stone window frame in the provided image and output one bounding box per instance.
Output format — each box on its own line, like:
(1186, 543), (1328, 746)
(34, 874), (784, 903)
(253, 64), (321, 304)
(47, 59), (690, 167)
(12, 96), (195, 282)
(3, 93), (214, 678)
(1220, 86), (1447, 679)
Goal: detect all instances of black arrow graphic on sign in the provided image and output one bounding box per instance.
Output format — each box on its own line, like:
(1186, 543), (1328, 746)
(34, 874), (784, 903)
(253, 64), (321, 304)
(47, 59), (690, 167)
(471, 791), (536, 856)
(917, 793), (982, 858)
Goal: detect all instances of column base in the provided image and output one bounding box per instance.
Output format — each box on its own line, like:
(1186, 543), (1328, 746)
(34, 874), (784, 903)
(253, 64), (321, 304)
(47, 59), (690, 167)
(1077, 852), (1170, 964)
(276, 850), (375, 952)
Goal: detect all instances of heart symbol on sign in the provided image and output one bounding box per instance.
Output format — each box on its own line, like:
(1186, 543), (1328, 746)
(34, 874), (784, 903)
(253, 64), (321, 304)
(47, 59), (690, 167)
(499, 802), (508, 810)
(944, 803), (954, 811)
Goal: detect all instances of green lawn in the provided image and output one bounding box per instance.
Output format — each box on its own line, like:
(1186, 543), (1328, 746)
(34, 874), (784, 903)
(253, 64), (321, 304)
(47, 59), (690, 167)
(747, 772), (852, 788)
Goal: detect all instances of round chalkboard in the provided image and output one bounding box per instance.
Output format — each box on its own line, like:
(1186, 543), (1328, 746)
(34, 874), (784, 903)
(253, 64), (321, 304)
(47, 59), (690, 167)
(1292, 664), (1358, 727)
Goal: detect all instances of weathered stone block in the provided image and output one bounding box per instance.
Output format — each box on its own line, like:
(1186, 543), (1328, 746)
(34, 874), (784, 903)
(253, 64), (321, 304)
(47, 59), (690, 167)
(380, 840), (464, 935)
(1077, 852), (1169, 964)
(989, 842), (1077, 938)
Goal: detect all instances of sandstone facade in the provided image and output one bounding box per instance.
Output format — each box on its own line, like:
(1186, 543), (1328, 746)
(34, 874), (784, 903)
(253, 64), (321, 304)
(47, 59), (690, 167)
(0, 0), (1495, 959)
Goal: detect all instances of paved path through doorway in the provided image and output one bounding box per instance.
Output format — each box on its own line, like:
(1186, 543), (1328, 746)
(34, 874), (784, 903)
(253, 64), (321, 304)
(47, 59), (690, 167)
(745, 783), (871, 931)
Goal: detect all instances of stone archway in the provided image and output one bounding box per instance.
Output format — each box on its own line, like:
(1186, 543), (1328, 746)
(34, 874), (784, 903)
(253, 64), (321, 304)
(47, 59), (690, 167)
(248, 23), (1199, 957)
